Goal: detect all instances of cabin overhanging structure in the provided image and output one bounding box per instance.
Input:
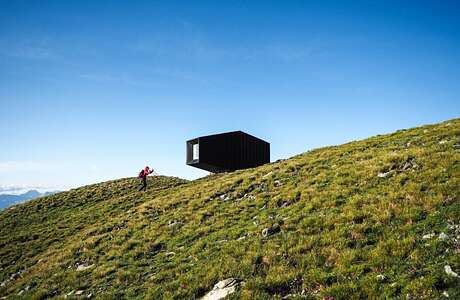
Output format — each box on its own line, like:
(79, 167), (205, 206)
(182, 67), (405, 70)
(186, 131), (270, 173)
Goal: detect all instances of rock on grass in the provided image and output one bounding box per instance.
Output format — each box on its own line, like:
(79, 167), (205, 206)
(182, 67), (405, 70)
(201, 278), (242, 300)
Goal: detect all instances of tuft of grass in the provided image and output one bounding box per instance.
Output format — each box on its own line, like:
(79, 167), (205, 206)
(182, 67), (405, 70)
(1, 118), (459, 299)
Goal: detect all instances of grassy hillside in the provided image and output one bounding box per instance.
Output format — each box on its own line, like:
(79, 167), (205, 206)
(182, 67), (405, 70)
(1, 119), (459, 299)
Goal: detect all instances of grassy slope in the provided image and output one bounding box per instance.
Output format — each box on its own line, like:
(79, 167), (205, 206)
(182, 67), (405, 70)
(1, 119), (459, 299)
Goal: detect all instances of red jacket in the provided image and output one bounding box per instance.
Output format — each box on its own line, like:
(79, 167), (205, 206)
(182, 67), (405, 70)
(139, 167), (153, 178)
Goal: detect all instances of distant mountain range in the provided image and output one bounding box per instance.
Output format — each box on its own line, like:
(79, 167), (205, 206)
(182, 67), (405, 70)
(0, 190), (59, 210)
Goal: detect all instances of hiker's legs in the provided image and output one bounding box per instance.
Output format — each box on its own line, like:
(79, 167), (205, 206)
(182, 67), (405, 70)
(138, 177), (147, 191)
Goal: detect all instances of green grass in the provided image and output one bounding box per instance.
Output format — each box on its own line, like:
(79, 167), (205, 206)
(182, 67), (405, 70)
(1, 118), (459, 299)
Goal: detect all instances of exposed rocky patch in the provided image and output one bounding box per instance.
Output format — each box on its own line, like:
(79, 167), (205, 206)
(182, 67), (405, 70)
(201, 278), (242, 300)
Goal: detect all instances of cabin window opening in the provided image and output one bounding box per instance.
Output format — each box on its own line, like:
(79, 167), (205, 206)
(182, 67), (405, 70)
(192, 143), (199, 160)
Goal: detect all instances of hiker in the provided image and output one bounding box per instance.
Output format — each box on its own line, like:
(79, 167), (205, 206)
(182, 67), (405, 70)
(138, 166), (154, 191)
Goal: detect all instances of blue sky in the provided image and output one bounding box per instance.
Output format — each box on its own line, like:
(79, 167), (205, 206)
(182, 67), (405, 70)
(0, 0), (459, 192)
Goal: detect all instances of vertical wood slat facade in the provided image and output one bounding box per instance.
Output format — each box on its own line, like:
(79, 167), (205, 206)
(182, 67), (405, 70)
(186, 131), (270, 173)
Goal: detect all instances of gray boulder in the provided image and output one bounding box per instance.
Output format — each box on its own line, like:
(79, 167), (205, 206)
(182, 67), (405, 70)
(201, 278), (241, 300)
(444, 265), (459, 278)
(262, 225), (281, 237)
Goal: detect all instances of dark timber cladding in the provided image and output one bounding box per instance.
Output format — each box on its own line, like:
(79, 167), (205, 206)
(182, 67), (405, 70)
(186, 131), (270, 173)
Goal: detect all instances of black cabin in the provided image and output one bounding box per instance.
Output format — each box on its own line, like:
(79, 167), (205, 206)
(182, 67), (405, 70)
(186, 131), (270, 173)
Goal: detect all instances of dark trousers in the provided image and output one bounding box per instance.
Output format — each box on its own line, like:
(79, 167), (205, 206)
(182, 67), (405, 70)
(139, 176), (147, 191)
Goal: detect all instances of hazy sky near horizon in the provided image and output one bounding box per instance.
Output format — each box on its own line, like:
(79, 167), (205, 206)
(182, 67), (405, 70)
(1, 0), (459, 191)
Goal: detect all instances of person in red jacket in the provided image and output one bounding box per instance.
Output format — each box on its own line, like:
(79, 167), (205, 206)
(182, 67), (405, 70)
(138, 166), (154, 191)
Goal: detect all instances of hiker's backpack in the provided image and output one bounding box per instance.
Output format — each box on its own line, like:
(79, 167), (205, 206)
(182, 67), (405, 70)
(138, 170), (144, 178)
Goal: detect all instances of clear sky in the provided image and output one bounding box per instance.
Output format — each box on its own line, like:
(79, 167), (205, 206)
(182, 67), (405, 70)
(0, 0), (459, 193)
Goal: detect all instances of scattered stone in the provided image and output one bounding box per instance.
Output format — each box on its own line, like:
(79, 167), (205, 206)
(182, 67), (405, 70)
(49, 290), (59, 297)
(422, 233), (435, 240)
(276, 199), (292, 208)
(376, 274), (386, 281)
(76, 290), (84, 295)
(439, 232), (449, 241)
(282, 294), (309, 299)
(87, 293), (93, 298)
(168, 220), (182, 227)
(76, 262), (94, 271)
(439, 140), (447, 145)
(10, 271), (21, 280)
(165, 252), (176, 256)
(448, 224), (460, 230)
(444, 265), (459, 278)
(237, 235), (247, 241)
(274, 180), (282, 187)
(259, 184), (268, 192)
(444, 196), (455, 205)
(378, 171), (391, 178)
(261, 225), (281, 238)
(281, 201), (291, 208)
(1, 269), (25, 287)
(423, 129), (428, 133)
(65, 290), (75, 298)
(219, 194), (230, 201)
(263, 171), (273, 178)
(113, 224), (125, 230)
(401, 157), (417, 171)
(261, 228), (270, 237)
(442, 291), (449, 298)
(201, 278), (241, 300)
